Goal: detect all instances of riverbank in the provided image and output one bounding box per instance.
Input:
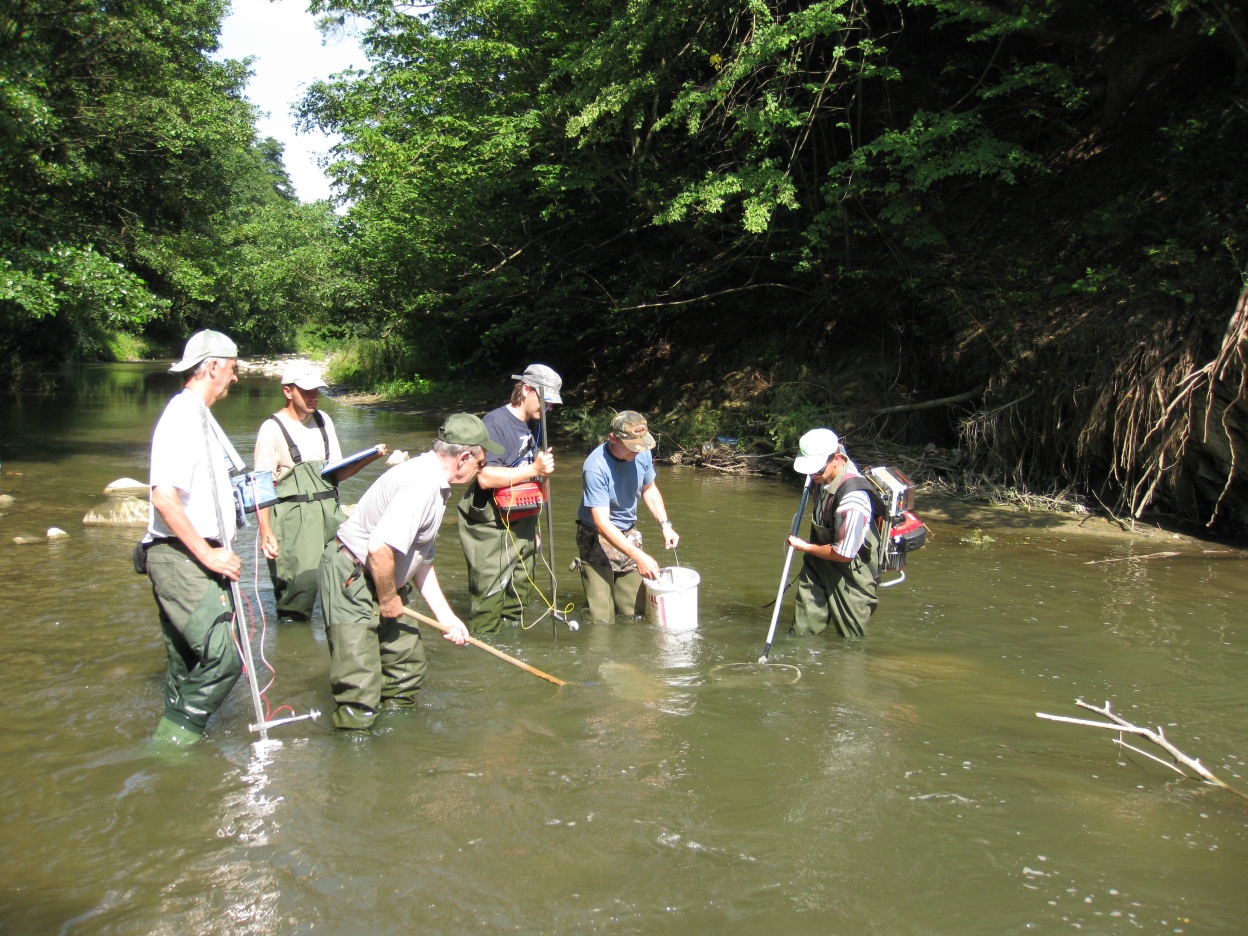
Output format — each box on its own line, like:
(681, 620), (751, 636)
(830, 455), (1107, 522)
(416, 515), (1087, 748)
(313, 354), (1240, 552)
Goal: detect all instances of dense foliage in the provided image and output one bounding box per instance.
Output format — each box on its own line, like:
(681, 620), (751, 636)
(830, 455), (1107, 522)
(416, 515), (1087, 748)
(1, 0), (1244, 530)
(299, 0), (1247, 531)
(0, 0), (349, 381)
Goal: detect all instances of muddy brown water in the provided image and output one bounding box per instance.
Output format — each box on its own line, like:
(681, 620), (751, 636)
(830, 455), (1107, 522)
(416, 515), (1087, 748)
(1, 364), (1246, 935)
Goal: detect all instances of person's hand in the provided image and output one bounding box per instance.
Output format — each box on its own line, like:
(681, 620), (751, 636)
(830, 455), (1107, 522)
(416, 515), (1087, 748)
(379, 594), (404, 619)
(205, 547), (242, 581)
(787, 534), (809, 553)
(260, 531), (279, 560)
(441, 616), (470, 646)
(375, 443), (389, 458)
(663, 526), (680, 550)
(533, 449), (555, 477)
(636, 551), (661, 580)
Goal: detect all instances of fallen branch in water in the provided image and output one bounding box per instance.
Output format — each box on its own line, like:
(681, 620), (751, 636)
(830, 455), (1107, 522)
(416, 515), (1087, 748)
(1084, 549), (1241, 565)
(1036, 699), (1248, 800)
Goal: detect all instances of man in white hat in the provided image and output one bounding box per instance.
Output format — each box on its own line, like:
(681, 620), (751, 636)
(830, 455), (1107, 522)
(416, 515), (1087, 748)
(786, 428), (880, 638)
(253, 360), (387, 623)
(456, 364), (561, 633)
(141, 330), (244, 746)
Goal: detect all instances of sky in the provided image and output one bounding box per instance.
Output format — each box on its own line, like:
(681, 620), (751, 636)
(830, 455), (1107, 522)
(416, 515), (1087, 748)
(216, 0), (365, 203)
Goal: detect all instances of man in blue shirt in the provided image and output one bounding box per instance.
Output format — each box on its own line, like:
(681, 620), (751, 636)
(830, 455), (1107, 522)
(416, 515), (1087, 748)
(576, 411), (679, 622)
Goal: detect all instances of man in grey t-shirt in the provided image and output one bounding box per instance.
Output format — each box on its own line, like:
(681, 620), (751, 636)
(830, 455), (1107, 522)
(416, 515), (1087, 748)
(317, 413), (502, 730)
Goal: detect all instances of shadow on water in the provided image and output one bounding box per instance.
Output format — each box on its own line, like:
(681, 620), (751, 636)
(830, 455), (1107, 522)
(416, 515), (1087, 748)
(1, 364), (1247, 935)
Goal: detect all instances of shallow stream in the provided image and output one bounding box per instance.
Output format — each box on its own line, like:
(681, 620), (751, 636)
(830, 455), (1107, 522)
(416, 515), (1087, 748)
(1, 364), (1245, 934)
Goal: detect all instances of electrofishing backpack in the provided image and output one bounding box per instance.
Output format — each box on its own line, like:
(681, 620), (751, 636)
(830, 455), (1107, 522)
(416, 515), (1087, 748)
(834, 467), (929, 587)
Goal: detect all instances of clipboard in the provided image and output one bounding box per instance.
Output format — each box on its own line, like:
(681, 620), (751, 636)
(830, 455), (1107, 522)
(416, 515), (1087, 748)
(321, 444), (384, 479)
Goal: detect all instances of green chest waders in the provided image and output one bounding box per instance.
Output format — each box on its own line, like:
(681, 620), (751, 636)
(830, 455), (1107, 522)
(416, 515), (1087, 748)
(268, 415), (346, 620)
(457, 482), (540, 634)
(793, 484), (880, 638)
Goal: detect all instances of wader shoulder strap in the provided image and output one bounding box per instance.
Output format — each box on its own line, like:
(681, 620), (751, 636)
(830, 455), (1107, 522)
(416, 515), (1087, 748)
(830, 476), (882, 518)
(266, 411), (330, 465)
(267, 415), (303, 466)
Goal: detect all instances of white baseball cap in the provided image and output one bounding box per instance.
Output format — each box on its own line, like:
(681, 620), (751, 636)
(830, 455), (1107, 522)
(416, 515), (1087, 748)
(281, 361), (328, 390)
(793, 428), (842, 474)
(169, 330), (238, 373)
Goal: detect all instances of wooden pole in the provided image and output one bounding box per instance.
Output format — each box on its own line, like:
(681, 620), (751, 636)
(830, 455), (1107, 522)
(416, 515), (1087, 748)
(401, 606), (569, 687)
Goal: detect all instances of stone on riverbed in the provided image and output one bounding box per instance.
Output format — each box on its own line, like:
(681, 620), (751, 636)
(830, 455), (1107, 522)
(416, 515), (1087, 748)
(83, 495), (149, 526)
(13, 528), (69, 545)
(104, 477), (149, 495)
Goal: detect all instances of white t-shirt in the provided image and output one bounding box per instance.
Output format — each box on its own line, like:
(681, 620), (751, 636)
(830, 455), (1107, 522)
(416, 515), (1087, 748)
(147, 389), (237, 543)
(253, 409), (344, 482)
(335, 452), (450, 588)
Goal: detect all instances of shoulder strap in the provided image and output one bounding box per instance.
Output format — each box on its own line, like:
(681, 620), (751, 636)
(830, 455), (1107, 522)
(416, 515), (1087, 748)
(830, 476), (882, 518)
(266, 414), (302, 465)
(313, 410), (330, 460)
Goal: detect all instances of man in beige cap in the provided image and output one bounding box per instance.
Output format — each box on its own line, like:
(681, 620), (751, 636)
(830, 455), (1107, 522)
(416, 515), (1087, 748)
(254, 360), (387, 623)
(316, 413), (500, 730)
(141, 330), (244, 746)
(575, 410), (679, 622)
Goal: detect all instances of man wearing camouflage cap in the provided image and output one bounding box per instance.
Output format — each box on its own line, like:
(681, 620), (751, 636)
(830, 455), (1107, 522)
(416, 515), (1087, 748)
(575, 410), (679, 623)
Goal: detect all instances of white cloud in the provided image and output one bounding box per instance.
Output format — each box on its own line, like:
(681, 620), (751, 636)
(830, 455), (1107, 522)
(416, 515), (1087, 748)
(217, 0), (364, 203)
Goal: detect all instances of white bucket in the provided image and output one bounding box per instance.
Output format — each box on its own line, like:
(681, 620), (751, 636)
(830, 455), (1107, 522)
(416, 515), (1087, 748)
(645, 567), (700, 632)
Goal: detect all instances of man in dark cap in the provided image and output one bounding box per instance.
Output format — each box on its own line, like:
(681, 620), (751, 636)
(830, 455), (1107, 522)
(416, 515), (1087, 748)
(317, 413), (501, 730)
(575, 410), (679, 623)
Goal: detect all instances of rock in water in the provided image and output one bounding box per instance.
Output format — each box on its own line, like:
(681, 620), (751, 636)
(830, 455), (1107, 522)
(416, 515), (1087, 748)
(104, 477), (149, 495)
(83, 495), (149, 526)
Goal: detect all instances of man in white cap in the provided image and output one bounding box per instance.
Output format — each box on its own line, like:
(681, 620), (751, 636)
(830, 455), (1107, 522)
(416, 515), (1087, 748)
(141, 329), (244, 746)
(575, 410), (679, 623)
(456, 364), (561, 633)
(317, 413), (497, 729)
(787, 428), (880, 638)
(253, 360), (387, 623)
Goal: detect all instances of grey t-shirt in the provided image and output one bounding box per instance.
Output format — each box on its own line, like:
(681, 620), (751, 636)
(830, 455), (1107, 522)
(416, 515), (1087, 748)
(335, 451), (450, 587)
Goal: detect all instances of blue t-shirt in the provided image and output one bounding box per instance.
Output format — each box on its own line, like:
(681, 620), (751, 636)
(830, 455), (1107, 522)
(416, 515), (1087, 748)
(578, 442), (656, 532)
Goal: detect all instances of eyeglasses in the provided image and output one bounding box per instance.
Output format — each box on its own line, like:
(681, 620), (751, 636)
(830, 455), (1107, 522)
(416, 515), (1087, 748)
(466, 450), (487, 472)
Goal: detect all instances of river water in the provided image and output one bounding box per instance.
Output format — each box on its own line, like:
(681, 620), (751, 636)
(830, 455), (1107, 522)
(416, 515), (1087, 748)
(1, 364), (1246, 935)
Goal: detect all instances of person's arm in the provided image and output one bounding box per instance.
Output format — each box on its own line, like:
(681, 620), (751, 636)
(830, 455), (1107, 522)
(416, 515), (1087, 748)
(151, 484), (241, 580)
(475, 450), (554, 491)
(409, 563), (470, 645)
(787, 535), (852, 563)
(366, 536), (403, 618)
(257, 506), (279, 560)
(788, 498), (869, 564)
(253, 421), (281, 559)
(641, 482), (679, 550)
(326, 444), (389, 484)
(590, 505), (660, 580)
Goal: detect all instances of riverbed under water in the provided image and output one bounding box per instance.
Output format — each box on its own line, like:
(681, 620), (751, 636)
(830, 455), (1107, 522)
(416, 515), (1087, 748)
(1, 364), (1245, 935)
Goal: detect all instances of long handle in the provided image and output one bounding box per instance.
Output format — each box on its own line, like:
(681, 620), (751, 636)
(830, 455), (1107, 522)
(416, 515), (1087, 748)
(201, 406), (269, 740)
(759, 475), (815, 664)
(537, 402), (559, 629)
(402, 606), (569, 687)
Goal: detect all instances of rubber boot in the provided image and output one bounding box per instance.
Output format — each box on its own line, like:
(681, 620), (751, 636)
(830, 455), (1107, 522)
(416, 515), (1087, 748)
(149, 713), (204, 748)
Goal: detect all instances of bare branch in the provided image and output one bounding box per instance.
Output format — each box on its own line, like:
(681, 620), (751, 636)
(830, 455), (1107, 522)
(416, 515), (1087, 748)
(1036, 699), (1248, 800)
